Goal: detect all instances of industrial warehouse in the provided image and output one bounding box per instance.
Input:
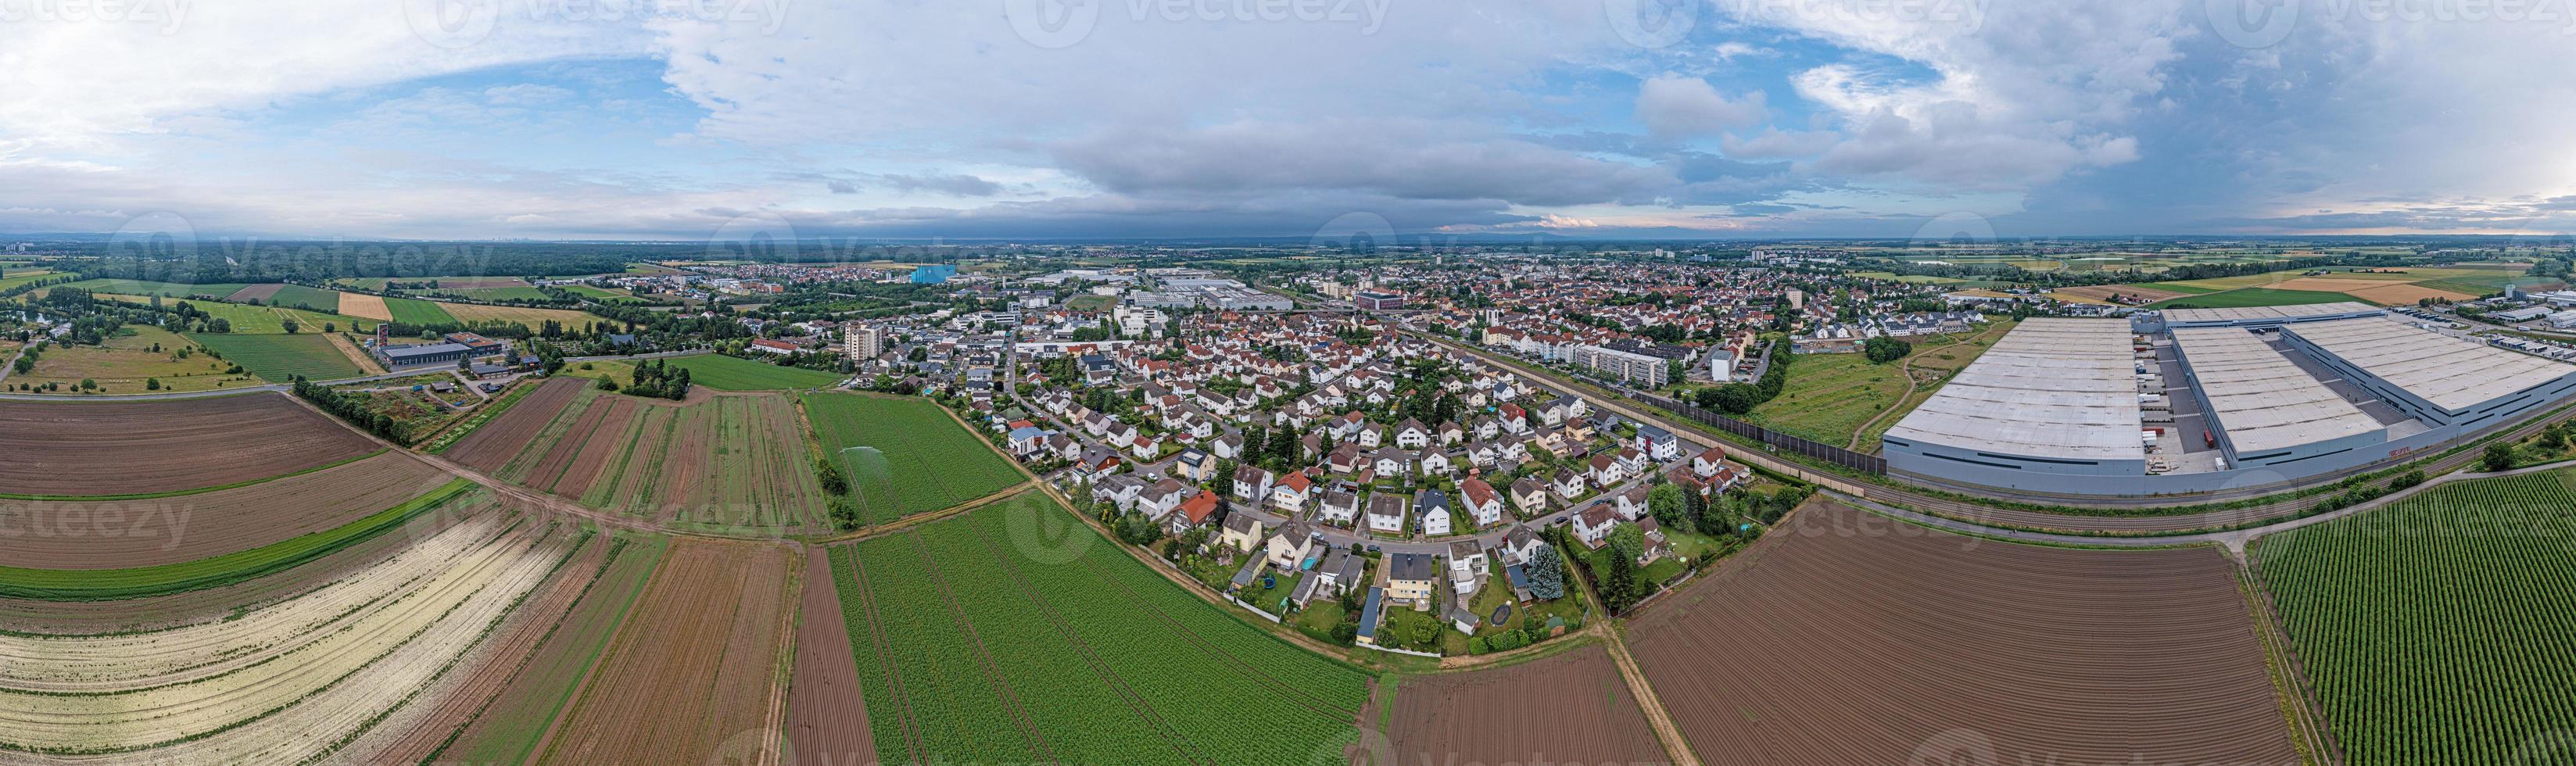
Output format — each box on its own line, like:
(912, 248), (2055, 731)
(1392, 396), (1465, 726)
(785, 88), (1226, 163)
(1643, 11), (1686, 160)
(1882, 304), (2576, 496)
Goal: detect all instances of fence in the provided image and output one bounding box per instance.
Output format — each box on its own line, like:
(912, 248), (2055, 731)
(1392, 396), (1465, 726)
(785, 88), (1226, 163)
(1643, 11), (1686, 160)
(1633, 394), (1889, 475)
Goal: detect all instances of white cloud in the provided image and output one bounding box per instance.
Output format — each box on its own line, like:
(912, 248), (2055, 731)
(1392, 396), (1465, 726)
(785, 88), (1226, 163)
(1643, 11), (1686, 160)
(1634, 74), (1768, 138)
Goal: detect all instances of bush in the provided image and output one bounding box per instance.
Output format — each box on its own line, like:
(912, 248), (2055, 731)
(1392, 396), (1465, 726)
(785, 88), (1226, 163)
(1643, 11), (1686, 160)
(2388, 470), (2427, 491)
(2482, 442), (2517, 472)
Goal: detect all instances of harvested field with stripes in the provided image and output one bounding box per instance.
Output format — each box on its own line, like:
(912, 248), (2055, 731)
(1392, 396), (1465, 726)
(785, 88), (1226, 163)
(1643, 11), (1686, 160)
(0, 495), (608, 763)
(475, 387), (827, 534)
(0, 394), (379, 498)
(537, 538), (796, 765)
(829, 492), (1371, 766)
(1385, 644), (1668, 766)
(0, 451), (451, 568)
(1625, 499), (2300, 766)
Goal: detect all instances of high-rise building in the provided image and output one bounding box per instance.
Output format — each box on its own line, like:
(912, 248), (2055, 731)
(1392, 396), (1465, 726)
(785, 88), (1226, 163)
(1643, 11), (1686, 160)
(845, 325), (888, 360)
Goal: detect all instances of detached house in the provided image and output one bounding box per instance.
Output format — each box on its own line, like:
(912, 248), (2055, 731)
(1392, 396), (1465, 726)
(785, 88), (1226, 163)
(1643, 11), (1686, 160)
(1636, 424), (1682, 461)
(1265, 520), (1317, 570)
(1510, 478), (1549, 516)
(1270, 471), (1314, 515)
(1365, 492), (1408, 534)
(1220, 513), (1265, 553)
(1457, 478), (1505, 528)
(1232, 465), (1274, 503)
(1167, 492), (1220, 535)
(1572, 505), (1618, 549)
(1317, 489), (1361, 526)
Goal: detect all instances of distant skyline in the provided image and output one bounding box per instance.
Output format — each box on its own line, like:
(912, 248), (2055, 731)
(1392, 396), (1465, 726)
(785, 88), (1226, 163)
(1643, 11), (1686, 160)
(2, 1), (2573, 242)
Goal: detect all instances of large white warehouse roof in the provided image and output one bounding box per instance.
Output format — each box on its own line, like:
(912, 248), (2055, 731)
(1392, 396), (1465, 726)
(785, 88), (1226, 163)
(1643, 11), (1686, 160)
(2287, 317), (2576, 411)
(1883, 318), (2144, 462)
(2170, 328), (2381, 453)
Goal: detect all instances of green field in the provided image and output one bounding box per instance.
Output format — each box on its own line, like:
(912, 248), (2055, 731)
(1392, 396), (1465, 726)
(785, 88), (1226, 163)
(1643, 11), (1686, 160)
(54, 278), (254, 299)
(0, 480), (475, 600)
(830, 493), (1370, 765)
(2257, 469), (2576, 764)
(2126, 281), (2222, 295)
(187, 332), (365, 381)
(264, 284), (343, 312)
(1746, 353), (1910, 445)
(450, 286), (553, 302)
(558, 285), (633, 301)
(2141, 287), (2362, 310)
(383, 296), (460, 325)
(149, 299), (356, 334)
(0, 269), (59, 292)
(666, 353), (840, 390)
(803, 392), (1026, 522)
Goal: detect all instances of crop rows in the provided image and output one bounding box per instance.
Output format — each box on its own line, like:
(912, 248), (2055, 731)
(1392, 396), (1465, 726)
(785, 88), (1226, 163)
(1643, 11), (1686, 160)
(2257, 468), (2576, 764)
(831, 493), (1370, 766)
(0, 503), (580, 762)
(802, 392), (1026, 523)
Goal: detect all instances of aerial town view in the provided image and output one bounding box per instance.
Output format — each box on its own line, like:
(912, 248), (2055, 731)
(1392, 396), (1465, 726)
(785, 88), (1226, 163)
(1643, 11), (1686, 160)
(2, 2), (2572, 765)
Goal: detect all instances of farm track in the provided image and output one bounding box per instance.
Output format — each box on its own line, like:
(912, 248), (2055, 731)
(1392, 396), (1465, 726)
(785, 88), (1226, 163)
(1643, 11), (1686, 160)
(903, 532), (1056, 764)
(0, 393), (377, 497)
(961, 519), (1210, 765)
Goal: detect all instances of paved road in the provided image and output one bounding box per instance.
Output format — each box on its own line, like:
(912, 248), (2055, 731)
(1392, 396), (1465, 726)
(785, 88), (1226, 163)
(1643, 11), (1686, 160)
(1832, 455), (2576, 556)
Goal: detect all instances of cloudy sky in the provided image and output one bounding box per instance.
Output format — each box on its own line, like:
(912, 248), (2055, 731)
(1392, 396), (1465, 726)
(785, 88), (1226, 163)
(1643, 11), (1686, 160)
(1, 0), (2572, 242)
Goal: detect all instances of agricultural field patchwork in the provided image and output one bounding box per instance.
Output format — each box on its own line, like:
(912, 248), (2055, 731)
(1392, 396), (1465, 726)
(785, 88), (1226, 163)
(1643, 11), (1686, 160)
(802, 392), (1027, 523)
(2256, 468), (2576, 765)
(437, 301), (605, 331)
(0, 451), (450, 570)
(0, 478), (475, 601)
(0, 496), (614, 764)
(480, 387), (829, 533)
(0, 268), (58, 292)
(2141, 286), (2363, 310)
(539, 538), (795, 764)
(48, 278), (254, 299)
(830, 492), (1372, 766)
(1626, 499), (2298, 765)
(666, 353), (841, 390)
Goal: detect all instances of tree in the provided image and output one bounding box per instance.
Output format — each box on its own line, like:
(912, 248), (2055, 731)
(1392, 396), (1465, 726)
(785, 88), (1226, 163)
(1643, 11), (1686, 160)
(1526, 543), (1566, 600)
(1607, 522), (1646, 564)
(1647, 484), (1689, 532)
(1863, 336), (1911, 363)
(1603, 551), (1643, 613)
(1711, 383), (1760, 414)
(281, 318), (299, 335)
(2483, 442), (2517, 472)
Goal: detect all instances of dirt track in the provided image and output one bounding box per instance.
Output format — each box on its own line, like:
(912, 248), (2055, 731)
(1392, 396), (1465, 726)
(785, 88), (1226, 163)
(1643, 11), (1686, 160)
(0, 393), (378, 496)
(1389, 645), (1671, 766)
(1625, 499), (2302, 765)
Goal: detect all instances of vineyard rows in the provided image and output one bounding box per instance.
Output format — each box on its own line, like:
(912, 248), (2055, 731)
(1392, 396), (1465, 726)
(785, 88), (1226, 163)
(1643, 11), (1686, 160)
(2258, 468), (2576, 764)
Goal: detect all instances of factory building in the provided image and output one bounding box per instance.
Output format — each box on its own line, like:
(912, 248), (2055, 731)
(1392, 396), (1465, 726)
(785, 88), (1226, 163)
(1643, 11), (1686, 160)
(1881, 319), (2146, 481)
(2157, 301), (2384, 330)
(2282, 318), (2576, 431)
(2169, 328), (2386, 471)
(1888, 313), (2576, 497)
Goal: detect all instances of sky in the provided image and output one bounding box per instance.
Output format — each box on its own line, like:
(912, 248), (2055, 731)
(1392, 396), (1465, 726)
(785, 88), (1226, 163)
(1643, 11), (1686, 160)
(2, 0), (2574, 242)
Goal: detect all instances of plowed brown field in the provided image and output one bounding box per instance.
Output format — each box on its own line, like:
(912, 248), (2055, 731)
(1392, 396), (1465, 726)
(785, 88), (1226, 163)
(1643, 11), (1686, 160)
(1388, 644), (1669, 766)
(786, 543), (875, 766)
(443, 376), (583, 472)
(1626, 499), (2300, 766)
(0, 451), (453, 567)
(539, 538), (796, 764)
(0, 393), (378, 496)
